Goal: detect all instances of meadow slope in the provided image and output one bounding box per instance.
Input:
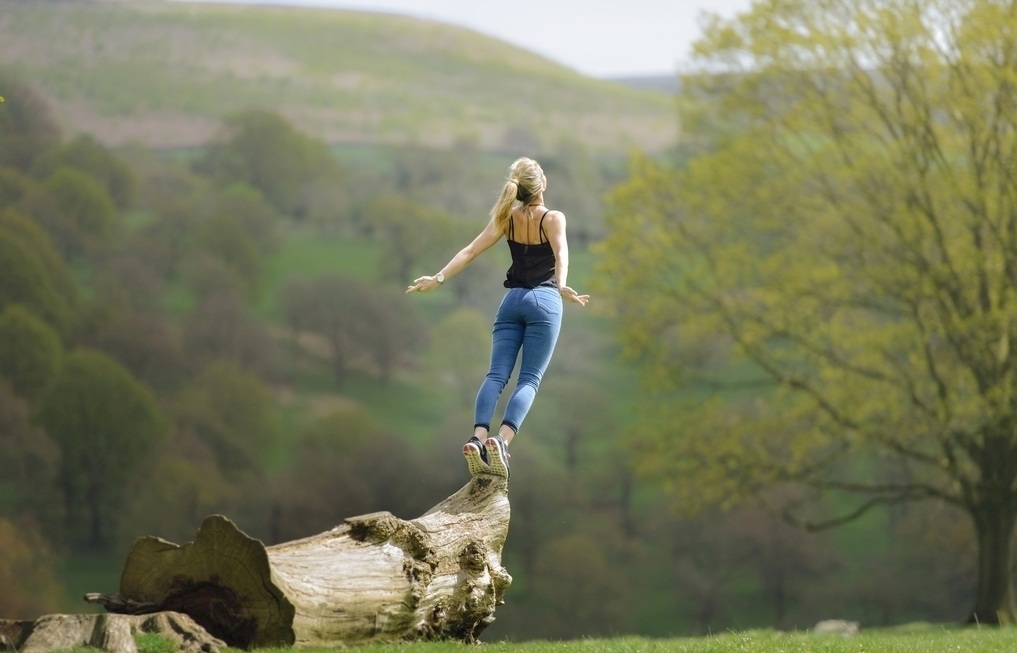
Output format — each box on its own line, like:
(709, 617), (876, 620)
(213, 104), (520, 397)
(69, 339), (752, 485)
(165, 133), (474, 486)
(0, 0), (679, 153)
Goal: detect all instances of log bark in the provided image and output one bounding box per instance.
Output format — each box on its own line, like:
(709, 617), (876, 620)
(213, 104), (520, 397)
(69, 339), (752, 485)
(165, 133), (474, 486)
(0, 612), (226, 653)
(86, 473), (511, 648)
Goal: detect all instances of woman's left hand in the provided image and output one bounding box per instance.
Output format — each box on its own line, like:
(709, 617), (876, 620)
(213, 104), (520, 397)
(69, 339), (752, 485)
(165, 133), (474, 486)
(406, 276), (442, 294)
(560, 286), (590, 307)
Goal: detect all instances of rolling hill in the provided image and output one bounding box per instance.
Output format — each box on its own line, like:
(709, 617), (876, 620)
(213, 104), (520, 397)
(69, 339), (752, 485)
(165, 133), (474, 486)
(0, 0), (680, 153)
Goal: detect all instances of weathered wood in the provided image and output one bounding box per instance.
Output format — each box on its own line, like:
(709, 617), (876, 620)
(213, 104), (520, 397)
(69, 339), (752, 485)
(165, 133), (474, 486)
(87, 474), (511, 648)
(0, 612), (226, 653)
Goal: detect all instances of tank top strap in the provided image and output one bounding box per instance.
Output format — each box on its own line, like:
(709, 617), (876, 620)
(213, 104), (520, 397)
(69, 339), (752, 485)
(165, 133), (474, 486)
(538, 209), (551, 244)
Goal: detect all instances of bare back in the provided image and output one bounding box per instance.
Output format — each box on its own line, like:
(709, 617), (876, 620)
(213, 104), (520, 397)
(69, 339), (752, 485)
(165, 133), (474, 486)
(508, 205), (553, 245)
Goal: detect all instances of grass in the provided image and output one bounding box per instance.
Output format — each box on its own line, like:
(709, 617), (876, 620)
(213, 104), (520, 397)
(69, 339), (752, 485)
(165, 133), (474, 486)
(49, 627), (1017, 653)
(257, 232), (383, 319)
(210, 626), (1017, 653)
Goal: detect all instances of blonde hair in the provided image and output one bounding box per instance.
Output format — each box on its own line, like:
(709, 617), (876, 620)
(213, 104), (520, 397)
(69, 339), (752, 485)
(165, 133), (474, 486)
(490, 157), (546, 236)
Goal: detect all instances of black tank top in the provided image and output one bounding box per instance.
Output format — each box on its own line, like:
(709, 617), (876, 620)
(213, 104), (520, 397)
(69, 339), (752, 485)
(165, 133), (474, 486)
(504, 209), (556, 289)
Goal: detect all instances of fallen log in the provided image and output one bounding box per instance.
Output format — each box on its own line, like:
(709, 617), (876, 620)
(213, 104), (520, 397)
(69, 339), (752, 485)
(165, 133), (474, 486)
(84, 473), (511, 649)
(0, 612), (225, 653)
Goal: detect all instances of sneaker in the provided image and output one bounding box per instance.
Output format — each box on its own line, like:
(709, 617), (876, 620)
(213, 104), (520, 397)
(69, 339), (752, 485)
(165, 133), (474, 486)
(463, 436), (490, 476)
(484, 435), (511, 478)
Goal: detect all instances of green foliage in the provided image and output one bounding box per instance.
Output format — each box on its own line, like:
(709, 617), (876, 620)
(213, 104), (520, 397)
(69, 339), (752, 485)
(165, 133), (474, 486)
(82, 309), (185, 394)
(117, 433), (244, 546)
(0, 166), (34, 207)
(0, 207), (77, 298)
(0, 214), (75, 334)
(0, 69), (61, 172)
(0, 518), (65, 618)
(195, 109), (340, 217)
(279, 273), (424, 386)
(33, 348), (168, 548)
(368, 197), (460, 284)
(271, 405), (446, 539)
(596, 0), (1017, 623)
(195, 213), (264, 301)
(0, 304), (62, 401)
(213, 183), (281, 255)
(181, 292), (278, 375)
(173, 361), (282, 477)
(428, 308), (490, 406)
(30, 166), (119, 260)
(32, 134), (137, 209)
(0, 382), (62, 529)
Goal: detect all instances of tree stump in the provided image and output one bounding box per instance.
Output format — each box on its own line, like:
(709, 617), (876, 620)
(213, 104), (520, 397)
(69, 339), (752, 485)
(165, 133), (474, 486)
(85, 473), (511, 649)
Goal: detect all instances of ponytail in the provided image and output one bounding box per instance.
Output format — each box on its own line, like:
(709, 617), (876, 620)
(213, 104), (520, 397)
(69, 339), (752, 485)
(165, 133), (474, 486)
(490, 157), (545, 236)
(491, 179), (518, 235)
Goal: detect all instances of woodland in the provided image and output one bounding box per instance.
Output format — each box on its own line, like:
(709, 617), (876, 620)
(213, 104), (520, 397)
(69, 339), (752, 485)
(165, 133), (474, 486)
(2, 0), (1016, 644)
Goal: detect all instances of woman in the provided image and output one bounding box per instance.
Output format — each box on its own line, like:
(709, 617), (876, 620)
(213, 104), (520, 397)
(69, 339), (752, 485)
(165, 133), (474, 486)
(406, 157), (589, 478)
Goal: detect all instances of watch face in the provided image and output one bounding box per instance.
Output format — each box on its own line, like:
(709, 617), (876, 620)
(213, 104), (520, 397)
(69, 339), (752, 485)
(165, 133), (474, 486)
(436, 273), (445, 283)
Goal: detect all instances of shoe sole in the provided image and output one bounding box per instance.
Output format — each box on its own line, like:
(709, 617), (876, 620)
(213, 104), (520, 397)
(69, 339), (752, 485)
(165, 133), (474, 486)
(463, 442), (490, 476)
(485, 438), (510, 478)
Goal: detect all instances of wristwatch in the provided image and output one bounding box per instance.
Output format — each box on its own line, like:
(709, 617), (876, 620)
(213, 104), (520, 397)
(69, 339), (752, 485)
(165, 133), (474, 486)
(435, 273), (445, 285)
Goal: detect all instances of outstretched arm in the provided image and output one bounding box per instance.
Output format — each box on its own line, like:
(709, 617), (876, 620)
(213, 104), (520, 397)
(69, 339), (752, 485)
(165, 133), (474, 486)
(544, 211), (589, 307)
(406, 217), (503, 294)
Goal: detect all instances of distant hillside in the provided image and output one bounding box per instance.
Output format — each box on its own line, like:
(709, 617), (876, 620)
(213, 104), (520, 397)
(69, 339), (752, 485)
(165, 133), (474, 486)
(611, 75), (682, 94)
(0, 0), (679, 154)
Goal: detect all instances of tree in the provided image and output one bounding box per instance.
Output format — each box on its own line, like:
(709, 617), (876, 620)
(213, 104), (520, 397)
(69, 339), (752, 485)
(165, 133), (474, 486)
(25, 166), (119, 260)
(279, 274), (415, 387)
(0, 166), (34, 209)
(84, 309), (185, 394)
(0, 72), (61, 173)
(596, 0), (1017, 624)
(0, 217), (75, 335)
(194, 213), (264, 301)
(0, 382), (62, 532)
(270, 407), (439, 542)
(0, 518), (65, 619)
(33, 349), (167, 549)
(0, 304), (62, 401)
(32, 134), (137, 210)
(428, 308), (491, 406)
(181, 291), (278, 376)
(193, 109), (340, 218)
(173, 361), (282, 479)
(368, 197), (460, 284)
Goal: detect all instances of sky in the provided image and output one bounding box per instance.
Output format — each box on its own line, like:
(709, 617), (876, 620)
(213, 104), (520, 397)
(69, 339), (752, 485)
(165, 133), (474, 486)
(175, 0), (757, 78)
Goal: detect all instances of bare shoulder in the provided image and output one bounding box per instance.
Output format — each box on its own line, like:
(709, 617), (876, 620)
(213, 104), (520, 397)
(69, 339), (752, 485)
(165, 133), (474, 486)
(543, 209), (567, 227)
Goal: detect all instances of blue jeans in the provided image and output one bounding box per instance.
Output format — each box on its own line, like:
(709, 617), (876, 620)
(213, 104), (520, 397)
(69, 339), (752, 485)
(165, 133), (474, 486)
(474, 285), (563, 434)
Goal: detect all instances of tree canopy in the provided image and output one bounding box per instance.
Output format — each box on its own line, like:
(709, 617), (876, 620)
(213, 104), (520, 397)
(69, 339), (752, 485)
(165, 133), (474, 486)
(33, 349), (167, 548)
(194, 109), (340, 217)
(596, 0), (1017, 624)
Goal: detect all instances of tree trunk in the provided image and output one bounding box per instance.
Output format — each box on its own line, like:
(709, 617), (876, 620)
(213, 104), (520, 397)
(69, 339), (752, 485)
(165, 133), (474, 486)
(966, 505), (1016, 624)
(85, 474), (511, 649)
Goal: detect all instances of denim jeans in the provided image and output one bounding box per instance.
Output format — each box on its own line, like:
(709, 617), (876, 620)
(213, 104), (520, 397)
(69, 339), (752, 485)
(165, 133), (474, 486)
(474, 285), (563, 434)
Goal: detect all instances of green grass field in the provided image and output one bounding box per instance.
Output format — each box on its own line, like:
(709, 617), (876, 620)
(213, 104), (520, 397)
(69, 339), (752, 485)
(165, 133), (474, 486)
(105, 626), (1016, 653)
(357, 628), (1015, 652)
